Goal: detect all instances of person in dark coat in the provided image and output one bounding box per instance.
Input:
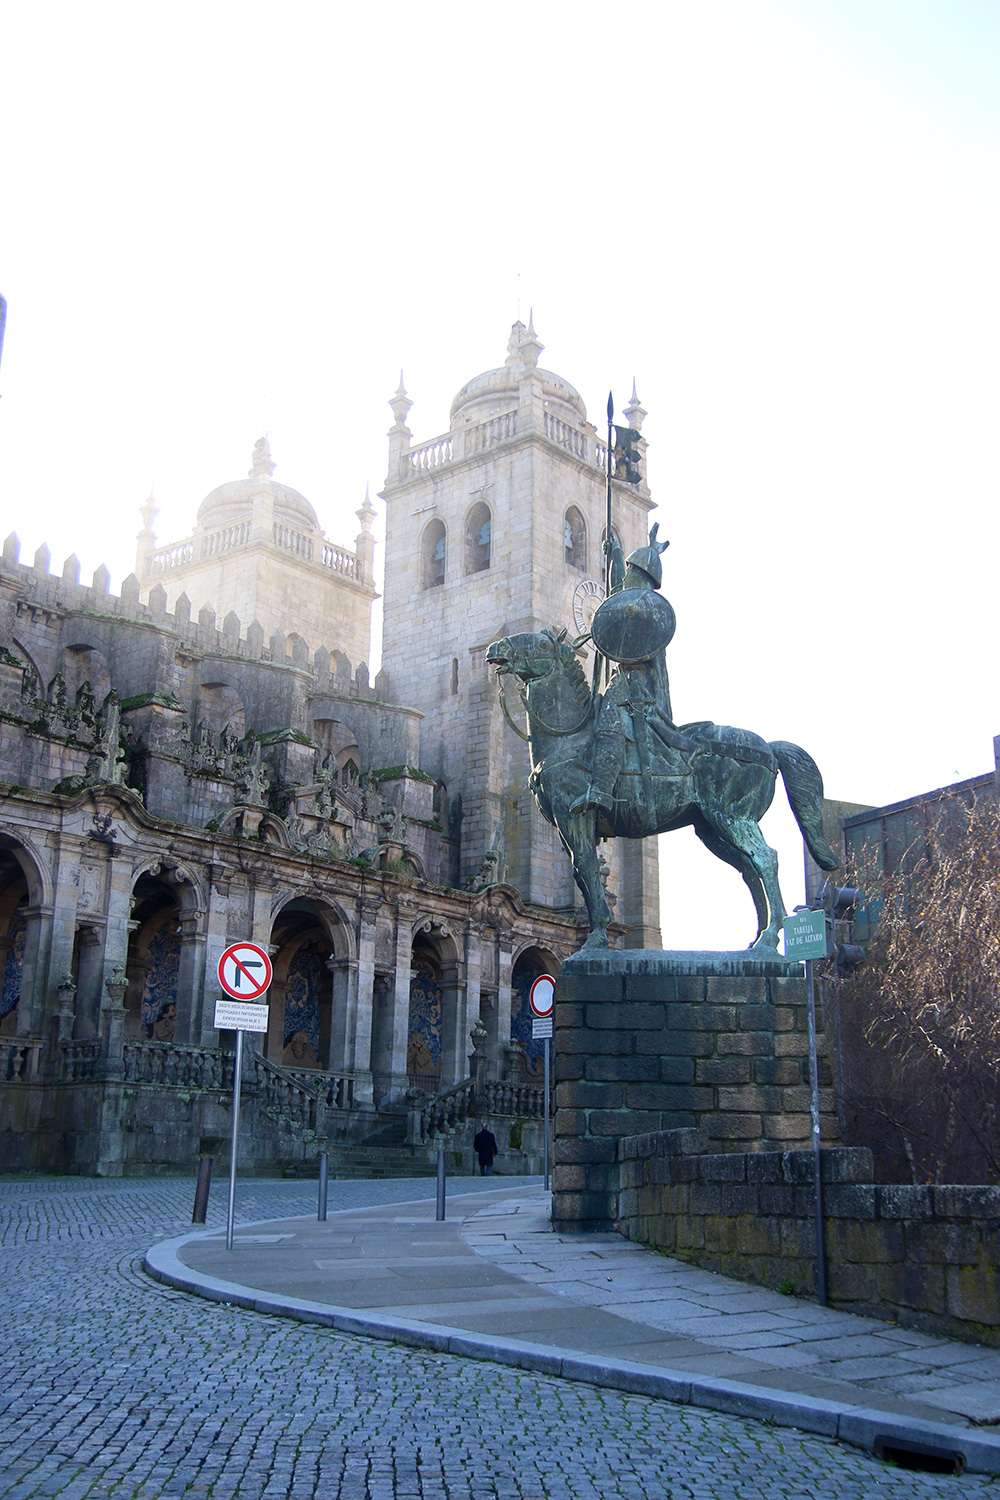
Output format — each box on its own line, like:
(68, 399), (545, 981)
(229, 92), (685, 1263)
(473, 1123), (499, 1176)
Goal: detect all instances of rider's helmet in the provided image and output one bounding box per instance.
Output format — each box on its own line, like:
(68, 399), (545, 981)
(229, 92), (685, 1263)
(625, 522), (669, 589)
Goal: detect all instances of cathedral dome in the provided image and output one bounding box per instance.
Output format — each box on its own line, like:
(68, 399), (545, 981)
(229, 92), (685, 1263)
(196, 439), (320, 532)
(449, 318), (587, 426)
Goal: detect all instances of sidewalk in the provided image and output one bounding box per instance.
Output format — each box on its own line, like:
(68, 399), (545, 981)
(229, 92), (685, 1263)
(146, 1182), (1000, 1477)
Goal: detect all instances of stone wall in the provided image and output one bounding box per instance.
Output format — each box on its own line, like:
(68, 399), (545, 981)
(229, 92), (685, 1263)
(552, 951), (839, 1232)
(618, 1132), (1000, 1347)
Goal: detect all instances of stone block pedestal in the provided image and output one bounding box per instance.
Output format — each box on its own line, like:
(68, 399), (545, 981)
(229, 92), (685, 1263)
(552, 949), (839, 1232)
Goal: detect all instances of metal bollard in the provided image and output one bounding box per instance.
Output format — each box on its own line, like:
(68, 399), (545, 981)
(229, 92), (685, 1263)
(192, 1155), (213, 1224)
(318, 1151), (328, 1221)
(435, 1146), (446, 1221)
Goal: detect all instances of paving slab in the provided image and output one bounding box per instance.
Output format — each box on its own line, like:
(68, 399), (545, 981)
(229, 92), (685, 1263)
(146, 1182), (1000, 1476)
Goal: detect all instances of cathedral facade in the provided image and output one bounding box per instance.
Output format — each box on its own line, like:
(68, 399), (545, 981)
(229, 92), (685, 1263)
(0, 321), (657, 1175)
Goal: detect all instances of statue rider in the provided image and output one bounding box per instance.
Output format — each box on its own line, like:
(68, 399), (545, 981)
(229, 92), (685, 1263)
(569, 523), (702, 817)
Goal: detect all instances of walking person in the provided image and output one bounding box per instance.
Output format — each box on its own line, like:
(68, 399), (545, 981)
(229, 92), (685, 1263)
(473, 1122), (499, 1176)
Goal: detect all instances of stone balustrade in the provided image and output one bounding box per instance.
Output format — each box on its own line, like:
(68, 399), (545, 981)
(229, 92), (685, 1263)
(542, 410), (587, 460)
(468, 411), (518, 452)
(407, 435), (453, 473)
(2, 1038), (43, 1083)
(61, 1040), (102, 1082)
(149, 540), (195, 572)
(122, 1041), (232, 1090)
(279, 1066), (356, 1111)
(249, 1051), (322, 1135)
(320, 542), (363, 579)
(204, 521), (252, 558)
(410, 1074), (545, 1143)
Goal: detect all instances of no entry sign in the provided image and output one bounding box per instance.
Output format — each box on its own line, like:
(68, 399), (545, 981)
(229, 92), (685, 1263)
(529, 974), (555, 1017)
(218, 941), (273, 1000)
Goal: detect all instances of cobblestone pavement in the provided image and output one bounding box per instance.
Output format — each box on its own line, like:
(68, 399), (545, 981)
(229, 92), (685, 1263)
(463, 1193), (1000, 1424)
(0, 1176), (992, 1499)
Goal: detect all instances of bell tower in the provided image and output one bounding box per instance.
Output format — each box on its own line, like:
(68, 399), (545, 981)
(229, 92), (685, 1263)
(379, 319), (662, 947)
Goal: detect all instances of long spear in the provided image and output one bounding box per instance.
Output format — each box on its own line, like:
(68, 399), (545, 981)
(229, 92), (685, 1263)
(605, 391), (614, 685)
(605, 390), (614, 596)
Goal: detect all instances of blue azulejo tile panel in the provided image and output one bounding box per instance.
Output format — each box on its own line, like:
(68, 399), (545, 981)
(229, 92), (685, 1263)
(407, 956), (441, 1075)
(1, 897), (26, 1020)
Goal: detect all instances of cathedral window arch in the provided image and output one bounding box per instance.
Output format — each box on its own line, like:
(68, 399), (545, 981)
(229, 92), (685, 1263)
(465, 501), (492, 574)
(196, 682), (246, 742)
(564, 507), (586, 571)
(422, 519), (446, 590)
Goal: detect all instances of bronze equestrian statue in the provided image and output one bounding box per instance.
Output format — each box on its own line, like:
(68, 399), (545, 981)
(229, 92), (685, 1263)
(486, 526), (838, 951)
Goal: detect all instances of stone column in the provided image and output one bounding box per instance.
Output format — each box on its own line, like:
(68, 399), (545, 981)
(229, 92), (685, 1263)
(385, 901), (415, 1106)
(326, 953), (373, 1108)
(496, 928), (514, 1070)
(200, 863), (233, 1047)
(265, 977), (287, 1063)
(73, 925), (105, 1039)
(369, 975), (394, 1106)
(171, 866), (207, 1045)
(47, 838), (83, 1017)
(101, 855), (136, 1000)
(438, 959), (469, 1090)
(47, 975), (77, 1075)
(464, 923), (485, 1069)
(16, 903), (52, 1037)
(95, 968), (128, 1178)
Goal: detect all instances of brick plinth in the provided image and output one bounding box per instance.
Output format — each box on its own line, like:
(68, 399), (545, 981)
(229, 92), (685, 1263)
(551, 950), (840, 1232)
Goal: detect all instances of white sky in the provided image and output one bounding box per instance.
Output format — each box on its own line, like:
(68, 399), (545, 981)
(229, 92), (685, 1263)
(3, 0), (999, 949)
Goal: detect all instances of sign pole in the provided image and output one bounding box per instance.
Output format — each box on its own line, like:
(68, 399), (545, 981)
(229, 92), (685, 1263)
(215, 940), (273, 1252)
(529, 974), (556, 1191)
(226, 1027), (243, 1252)
(804, 956), (828, 1306)
(543, 1035), (550, 1191)
(787, 903), (829, 1308)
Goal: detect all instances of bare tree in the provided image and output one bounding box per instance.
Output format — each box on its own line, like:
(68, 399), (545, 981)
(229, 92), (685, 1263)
(835, 794), (1000, 1183)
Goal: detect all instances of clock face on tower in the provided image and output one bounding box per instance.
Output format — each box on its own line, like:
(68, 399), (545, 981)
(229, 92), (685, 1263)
(572, 578), (605, 634)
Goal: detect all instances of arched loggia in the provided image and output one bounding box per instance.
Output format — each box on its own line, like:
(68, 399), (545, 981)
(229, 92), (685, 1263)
(0, 831), (49, 1038)
(510, 945), (561, 1083)
(267, 897), (356, 1074)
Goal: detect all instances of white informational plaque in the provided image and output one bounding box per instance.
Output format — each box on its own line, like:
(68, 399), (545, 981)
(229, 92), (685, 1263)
(214, 998), (269, 1033)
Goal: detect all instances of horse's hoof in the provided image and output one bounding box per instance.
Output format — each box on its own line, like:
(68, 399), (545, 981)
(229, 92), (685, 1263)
(582, 931), (610, 950)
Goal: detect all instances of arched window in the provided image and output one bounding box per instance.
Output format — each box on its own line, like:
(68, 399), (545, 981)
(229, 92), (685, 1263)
(196, 682), (246, 741)
(62, 645), (113, 710)
(466, 502), (492, 574)
(310, 716), (361, 775)
(564, 507), (586, 570)
(422, 519), (446, 589)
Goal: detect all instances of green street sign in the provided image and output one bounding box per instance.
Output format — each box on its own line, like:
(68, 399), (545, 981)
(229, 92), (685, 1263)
(784, 909), (828, 961)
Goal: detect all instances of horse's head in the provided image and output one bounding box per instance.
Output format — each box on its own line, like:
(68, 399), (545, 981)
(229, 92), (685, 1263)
(487, 628), (568, 683)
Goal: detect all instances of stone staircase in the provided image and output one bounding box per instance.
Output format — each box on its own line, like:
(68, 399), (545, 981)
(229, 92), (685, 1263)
(280, 1140), (462, 1180)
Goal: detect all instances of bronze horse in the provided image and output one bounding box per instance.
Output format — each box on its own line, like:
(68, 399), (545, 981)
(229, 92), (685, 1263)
(486, 629), (838, 950)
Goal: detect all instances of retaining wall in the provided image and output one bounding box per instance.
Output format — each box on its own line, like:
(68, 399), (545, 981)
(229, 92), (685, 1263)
(618, 1131), (1000, 1347)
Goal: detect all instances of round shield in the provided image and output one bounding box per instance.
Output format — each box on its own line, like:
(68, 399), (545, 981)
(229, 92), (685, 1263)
(591, 588), (676, 663)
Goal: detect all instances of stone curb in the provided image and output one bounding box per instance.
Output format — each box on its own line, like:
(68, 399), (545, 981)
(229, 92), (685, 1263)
(145, 1224), (1000, 1476)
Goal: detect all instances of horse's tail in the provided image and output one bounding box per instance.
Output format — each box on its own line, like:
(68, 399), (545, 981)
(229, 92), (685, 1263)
(770, 740), (839, 872)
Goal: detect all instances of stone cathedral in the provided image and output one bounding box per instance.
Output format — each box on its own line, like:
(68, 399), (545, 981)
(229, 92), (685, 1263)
(0, 320), (660, 1175)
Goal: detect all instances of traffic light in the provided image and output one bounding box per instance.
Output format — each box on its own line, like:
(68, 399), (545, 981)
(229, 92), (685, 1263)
(835, 943), (866, 976)
(830, 887), (861, 921)
(815, 883), (866, 976)
(613, 425), (643, 485)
